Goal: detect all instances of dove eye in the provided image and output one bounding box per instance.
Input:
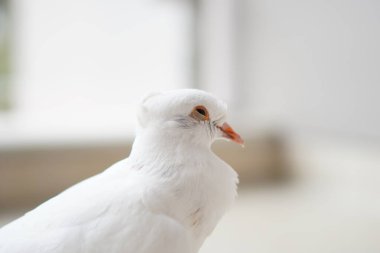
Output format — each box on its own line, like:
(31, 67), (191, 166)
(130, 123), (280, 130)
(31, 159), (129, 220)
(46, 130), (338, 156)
(190, 105), (209, 121)
(196, 108), (206, 116)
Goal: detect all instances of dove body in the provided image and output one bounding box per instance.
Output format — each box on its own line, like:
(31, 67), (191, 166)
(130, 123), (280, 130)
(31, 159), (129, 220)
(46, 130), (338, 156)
(0, 89), (241, 253)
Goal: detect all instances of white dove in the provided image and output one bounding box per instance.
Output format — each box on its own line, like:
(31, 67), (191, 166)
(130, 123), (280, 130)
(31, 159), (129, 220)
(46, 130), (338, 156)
(0, 89), (244, 253)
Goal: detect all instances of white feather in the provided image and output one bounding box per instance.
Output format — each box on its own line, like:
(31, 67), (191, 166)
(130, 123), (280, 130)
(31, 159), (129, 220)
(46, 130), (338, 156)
(0, 89), (239, 253)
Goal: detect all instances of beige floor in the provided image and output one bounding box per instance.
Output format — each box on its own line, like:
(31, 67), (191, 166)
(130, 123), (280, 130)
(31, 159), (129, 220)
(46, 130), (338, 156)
(201, 186), (380, 253)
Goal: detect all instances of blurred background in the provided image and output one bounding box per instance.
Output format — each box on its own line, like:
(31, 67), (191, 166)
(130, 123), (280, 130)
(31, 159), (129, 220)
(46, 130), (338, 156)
(1, 0), (380, 252)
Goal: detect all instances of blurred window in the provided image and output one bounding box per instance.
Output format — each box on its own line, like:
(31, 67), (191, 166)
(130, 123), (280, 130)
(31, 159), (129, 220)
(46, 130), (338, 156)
(0, 0), (191, 146)
(0, 0), (10, 110)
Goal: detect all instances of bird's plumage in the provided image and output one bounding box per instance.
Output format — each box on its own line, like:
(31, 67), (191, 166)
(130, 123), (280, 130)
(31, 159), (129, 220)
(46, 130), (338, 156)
(0, 89), (240, 253)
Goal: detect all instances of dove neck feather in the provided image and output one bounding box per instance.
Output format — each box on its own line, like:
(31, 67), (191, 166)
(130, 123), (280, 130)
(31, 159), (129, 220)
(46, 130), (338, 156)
(130, 126), (211, 165)
(129, 125), (237, 249)
(128, 124), (238, 252)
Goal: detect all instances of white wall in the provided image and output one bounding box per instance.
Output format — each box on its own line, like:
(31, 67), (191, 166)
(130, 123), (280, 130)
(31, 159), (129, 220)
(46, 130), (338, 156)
(2, 0), (379, 146)
(0, 0), (190, 147)
(238, 0), (380, 139)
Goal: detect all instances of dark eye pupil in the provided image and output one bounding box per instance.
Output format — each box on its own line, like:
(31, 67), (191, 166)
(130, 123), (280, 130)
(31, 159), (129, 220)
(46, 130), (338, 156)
(196, 108), (206, 116)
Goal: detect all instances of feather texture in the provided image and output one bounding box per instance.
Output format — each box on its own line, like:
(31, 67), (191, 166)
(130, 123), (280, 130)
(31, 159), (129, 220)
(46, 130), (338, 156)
(0, 89), (239, 253)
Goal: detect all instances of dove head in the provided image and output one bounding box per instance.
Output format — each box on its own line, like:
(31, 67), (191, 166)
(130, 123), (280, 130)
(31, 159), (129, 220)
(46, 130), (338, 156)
(136, 89), (243, 148)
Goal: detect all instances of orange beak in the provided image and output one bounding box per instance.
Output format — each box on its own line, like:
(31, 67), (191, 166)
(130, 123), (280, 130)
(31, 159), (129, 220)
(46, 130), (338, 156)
(218, 122), (244, 145)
